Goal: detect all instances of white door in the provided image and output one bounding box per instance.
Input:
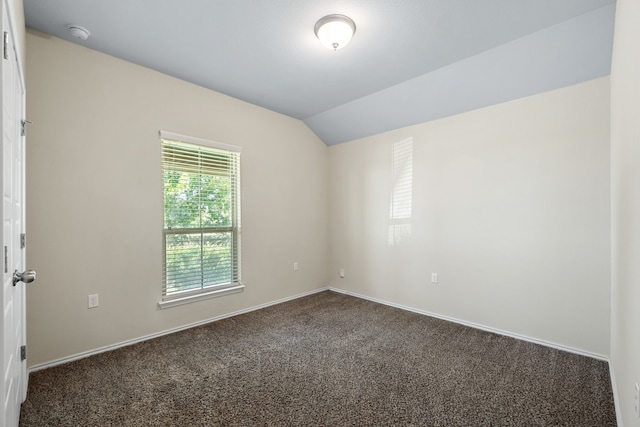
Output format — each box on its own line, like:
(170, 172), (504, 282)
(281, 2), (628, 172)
(1, 0), (28, 425)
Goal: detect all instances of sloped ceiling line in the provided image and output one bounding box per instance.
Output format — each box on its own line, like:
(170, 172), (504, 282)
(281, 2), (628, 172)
(305, 4), (616, 145)
(23, 0), (616, 146)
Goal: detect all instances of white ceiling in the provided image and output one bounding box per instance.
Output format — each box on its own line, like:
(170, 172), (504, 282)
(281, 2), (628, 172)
(23, 0), (616, 145)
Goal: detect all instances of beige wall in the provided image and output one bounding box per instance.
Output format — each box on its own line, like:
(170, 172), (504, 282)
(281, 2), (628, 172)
(25, 31), (329, 367)
(610, 0), (640, 425)
(328, 77), (611, 357)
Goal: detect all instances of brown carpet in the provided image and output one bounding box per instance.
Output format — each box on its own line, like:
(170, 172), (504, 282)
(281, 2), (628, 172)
(19, 291), (616, 426)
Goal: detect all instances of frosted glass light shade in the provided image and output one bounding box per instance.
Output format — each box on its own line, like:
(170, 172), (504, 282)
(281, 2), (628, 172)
(314, 15), (356, 51)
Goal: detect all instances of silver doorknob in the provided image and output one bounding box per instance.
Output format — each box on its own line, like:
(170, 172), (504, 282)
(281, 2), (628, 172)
(13, 270), (36, 286)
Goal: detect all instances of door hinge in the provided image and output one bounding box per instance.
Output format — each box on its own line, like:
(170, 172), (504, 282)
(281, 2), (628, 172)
(20, 233), (26, 249)
(20, 345), (26, 361)
(21, 120), (32, 136)
(3, 31), (7, 60)
(3, 246), (7, 273)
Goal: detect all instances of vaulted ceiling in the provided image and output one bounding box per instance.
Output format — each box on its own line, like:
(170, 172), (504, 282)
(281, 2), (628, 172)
(24, 0), (616, 145)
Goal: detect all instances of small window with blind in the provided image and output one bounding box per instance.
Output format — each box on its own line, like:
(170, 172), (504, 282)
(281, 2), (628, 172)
(159, 131), (242, 307)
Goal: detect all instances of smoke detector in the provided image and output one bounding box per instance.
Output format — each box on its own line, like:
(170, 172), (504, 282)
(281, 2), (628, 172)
(67, 25), (91, 40)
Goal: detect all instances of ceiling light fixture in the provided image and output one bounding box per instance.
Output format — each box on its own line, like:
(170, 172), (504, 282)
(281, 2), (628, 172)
(314, 14), (356, 51)
(67, 24), (91, 40)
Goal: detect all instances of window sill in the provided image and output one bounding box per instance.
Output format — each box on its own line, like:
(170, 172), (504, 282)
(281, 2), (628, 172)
(158, 284), (245, 309)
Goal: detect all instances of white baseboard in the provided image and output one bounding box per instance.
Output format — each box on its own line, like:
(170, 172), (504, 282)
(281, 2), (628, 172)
(328, 286), (609, 361)
(30, 285), (608, 365)
(30, 285), (620, 422)
(608, 360), (624, 427)
(28, 286), (329, 373)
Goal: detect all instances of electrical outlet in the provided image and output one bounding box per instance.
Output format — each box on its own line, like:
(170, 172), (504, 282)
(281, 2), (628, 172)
(635, 382), (639, 418)
(339, 268), (345, 278)
(88, 294), (99, 309)
(293, 262), (299, 271)
(431, 273), (438, 284)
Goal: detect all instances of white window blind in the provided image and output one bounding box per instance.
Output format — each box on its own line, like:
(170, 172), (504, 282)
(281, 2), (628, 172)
(160, 132), (241, 302)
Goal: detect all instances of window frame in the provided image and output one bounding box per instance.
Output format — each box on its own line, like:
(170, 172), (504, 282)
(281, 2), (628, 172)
(158, 130), (243, 308)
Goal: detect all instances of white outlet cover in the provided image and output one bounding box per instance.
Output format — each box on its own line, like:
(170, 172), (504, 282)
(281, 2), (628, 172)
(88, 294), (99, 308)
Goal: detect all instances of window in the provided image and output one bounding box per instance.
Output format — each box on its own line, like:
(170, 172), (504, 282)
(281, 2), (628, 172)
(160, 131), (242, 306)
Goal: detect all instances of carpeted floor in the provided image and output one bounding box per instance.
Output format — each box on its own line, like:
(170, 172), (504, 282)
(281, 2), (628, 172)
(20, 291), (616, 426)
